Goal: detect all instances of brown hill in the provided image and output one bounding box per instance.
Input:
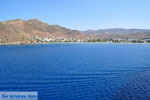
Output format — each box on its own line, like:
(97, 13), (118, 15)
(83, 29), (150, 39)
(0, 19), (87, 44)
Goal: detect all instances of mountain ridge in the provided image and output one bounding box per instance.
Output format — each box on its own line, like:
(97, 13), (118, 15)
(0, 19), (88, 44)
(0, 19), (150, 44)
(83, 28), (150, 35)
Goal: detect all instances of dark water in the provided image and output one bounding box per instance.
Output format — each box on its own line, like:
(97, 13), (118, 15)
(0, 43), (150, 100)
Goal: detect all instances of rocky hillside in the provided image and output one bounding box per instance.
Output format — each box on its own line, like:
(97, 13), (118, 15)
(0, 19), (87, 44)
(1, 19), (150, 44)
(83, 28), (150, 39)
(83, 28), (150, 35)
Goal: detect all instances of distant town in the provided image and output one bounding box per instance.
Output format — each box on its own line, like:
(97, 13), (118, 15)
(1, 36), (150, 45)
(25, 36), (150, 44)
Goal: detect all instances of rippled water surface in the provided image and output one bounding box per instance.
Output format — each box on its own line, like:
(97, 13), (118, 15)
(0, 43), (150, 100)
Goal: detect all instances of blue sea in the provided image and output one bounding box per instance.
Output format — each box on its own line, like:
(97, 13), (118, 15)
(0, 43), (150, 100)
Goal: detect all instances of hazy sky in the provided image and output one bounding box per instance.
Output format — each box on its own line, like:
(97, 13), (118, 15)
(0, 0), (149, 30)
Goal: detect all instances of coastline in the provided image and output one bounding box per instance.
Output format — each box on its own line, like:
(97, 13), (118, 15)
(0, 42), (150, 46)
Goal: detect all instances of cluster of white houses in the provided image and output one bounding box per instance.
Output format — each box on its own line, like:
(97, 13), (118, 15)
(111, 38), (150, 43)
(26, 36), (150, 43)
(33, 36), (87, 42)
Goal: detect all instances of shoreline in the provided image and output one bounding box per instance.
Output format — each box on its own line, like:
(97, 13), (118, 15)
(0, 42), (150, 46)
